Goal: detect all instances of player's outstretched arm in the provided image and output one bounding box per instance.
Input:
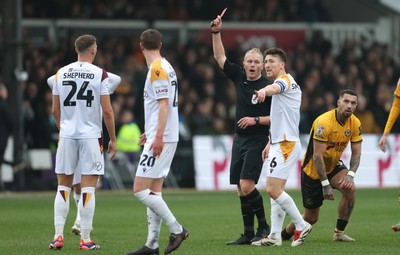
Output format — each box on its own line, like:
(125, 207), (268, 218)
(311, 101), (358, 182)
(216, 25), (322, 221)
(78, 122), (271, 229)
(254, 84), (281, 102)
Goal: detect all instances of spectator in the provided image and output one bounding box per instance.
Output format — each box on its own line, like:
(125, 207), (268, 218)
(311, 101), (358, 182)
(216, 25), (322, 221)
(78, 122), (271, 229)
(0, 83), (14, 190)
(10, 3), (400, 153)
(354, 94), (381, 133)
(190, 97), (215, 135)
(116, 108), (142, 153)
(22, 0), (333, 23)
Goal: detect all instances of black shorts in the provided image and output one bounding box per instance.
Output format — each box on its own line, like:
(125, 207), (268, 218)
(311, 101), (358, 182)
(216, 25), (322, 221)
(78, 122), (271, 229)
(301, 160), (347, 209)
(229, 134), (268, 185)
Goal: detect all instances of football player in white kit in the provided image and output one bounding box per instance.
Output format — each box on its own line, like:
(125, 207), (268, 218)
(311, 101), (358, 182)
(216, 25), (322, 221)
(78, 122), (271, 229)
(251, 48), (312, 247)
(48, 34), (117, 251)
(47, 71), (120, 236)
(125, 29), (188, 255)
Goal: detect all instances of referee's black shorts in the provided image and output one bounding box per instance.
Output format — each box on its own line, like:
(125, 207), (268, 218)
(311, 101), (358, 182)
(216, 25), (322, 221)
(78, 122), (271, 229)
(301, 160), (347, 209)
(229, 134), (268, 185)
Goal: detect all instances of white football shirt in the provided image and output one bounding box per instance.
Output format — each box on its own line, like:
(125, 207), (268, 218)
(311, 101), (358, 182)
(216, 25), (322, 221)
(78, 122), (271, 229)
(143, 58), (179, 142)
(53, 61), (110, 139)
(269, 73), (302, 143)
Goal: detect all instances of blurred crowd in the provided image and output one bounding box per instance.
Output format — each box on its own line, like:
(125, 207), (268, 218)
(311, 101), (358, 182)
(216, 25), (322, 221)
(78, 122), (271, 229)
(3, 0), (400, 152)
(22, 0), (332, 23)
(18, 31), (400, 151)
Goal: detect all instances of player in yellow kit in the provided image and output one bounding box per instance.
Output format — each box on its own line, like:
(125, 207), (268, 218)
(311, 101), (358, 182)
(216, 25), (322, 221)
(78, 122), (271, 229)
(379, 78), (400, 232)
(282, 89), (362, 242)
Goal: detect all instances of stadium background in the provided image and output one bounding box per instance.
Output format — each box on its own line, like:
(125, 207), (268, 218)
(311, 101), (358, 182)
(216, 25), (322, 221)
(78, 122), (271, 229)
(1, 0), (400, 191)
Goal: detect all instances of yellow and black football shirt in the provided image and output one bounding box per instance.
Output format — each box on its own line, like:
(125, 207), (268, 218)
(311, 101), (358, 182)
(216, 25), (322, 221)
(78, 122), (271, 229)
(303, 109), (362, 180)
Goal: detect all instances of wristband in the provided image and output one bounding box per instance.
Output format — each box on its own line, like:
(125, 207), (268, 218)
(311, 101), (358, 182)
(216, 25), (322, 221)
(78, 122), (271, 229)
(347, 171), (355, 178)
(321, 179), (330, 186)
(212, 30), (220, 34)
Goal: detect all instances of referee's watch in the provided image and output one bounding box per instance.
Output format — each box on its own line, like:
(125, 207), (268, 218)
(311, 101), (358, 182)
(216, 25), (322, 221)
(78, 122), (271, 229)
(254, 116), (260, 125)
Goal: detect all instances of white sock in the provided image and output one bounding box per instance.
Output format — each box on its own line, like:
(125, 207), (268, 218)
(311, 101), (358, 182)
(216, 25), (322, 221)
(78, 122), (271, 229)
(80, 187), (96, 242)
(135, 189), (182, 234)
(74, 191), (81, 224)
(54, 185), (71, 238)
(275, 192), (306, 231)
(145, 192), (163, 249)
(269, 198), (285, 239)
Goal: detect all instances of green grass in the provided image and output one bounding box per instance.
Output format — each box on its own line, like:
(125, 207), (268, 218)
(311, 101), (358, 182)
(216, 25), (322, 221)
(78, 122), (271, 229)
(0, 188), (399, 255)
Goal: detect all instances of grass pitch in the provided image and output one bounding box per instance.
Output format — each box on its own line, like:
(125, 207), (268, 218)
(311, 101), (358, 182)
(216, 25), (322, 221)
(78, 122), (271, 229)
(0, 188), (399, 255)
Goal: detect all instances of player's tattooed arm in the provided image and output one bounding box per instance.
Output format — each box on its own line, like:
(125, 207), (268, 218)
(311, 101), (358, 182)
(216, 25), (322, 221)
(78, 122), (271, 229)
(313, 140), (334, 200)
(314, 156), (328, 181)
(349, 142), (362, 174)
(313, 140), (329, 181)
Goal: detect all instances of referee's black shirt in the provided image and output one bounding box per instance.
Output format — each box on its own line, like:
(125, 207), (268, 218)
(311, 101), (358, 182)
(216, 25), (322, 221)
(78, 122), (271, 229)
(222, 59), (271, 136)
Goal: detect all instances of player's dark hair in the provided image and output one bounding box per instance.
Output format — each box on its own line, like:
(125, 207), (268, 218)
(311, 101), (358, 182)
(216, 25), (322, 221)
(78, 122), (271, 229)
(140, 29), (162, 50)
(74, 34), (96, 54)
(264, 47), (287, 63)
(340, 89), (358, 99)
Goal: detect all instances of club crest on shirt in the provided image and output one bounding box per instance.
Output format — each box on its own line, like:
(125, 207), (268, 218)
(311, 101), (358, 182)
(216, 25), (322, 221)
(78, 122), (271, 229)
(345, 129), (351, 137)
(315, 125), (325, 138)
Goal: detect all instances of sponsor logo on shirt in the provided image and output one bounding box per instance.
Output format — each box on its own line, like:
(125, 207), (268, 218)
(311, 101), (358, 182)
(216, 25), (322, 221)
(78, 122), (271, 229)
(156, 88), (168, 94)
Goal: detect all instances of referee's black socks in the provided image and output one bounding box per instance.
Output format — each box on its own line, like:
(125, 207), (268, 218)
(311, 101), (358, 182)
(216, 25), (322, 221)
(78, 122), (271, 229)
(245, 188), (270, 229)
